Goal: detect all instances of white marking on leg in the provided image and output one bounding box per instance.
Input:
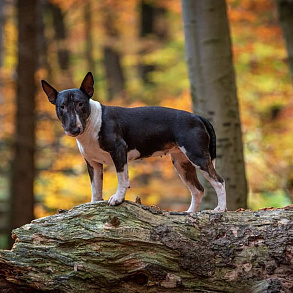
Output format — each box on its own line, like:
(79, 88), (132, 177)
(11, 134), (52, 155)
(200, 170), (226, 212)
(171, 152), (204, 213)
(178, 146), (226, 212)
(91, 164), (103, 202)
(108, 164), (130, 206)
(186, 189), (204, 212)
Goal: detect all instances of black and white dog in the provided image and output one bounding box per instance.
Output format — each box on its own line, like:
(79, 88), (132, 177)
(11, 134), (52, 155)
(41, 72), (226, 212)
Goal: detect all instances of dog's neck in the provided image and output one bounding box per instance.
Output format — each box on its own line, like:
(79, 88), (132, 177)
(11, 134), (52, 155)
(76, 99), (102, 142)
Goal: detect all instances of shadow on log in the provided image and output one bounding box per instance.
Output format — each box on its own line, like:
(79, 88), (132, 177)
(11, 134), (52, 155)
(1, 201), (293, 292)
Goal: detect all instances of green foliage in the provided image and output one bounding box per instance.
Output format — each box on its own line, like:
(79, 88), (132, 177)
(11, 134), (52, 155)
(0, 0), (292, 221)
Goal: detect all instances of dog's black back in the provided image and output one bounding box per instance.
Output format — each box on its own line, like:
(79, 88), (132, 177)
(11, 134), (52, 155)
(99, 105), (213, 161)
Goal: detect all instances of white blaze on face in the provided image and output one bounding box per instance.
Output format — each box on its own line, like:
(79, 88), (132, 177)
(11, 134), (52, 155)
(75, 110), (83, 133)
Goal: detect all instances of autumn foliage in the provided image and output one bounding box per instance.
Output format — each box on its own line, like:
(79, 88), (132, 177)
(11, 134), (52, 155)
(0, 0), (292, 225)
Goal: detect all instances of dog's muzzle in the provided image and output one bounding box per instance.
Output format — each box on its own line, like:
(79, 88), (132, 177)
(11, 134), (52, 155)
(64, 127), (82, 137)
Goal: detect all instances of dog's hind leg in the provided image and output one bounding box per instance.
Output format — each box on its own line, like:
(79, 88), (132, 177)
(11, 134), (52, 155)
(198, 161), (226, 212)
(180, 146), (226, 212)
(171, 151), (204, 212)
(177, 126), (226, 212)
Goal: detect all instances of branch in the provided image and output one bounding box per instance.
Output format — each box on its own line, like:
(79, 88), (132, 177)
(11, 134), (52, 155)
(1, 201), (293, 292)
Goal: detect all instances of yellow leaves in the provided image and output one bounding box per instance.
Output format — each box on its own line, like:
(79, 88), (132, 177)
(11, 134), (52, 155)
(35, 171), (91, 218)
(160, 90), (192, 112)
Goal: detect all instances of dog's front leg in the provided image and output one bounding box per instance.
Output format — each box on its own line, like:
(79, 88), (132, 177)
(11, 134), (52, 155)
(86, 160), (103, 202)
(108, 139), (130, 206)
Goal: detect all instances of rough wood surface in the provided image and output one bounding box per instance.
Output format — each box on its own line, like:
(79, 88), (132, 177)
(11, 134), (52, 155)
(1, 201), (293, 292)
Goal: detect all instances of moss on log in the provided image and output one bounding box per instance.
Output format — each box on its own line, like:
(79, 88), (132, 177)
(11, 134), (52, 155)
(1, 201), (293, 292)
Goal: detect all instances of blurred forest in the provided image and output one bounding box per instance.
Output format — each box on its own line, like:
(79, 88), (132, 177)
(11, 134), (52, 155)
(0, 0), (293, 248)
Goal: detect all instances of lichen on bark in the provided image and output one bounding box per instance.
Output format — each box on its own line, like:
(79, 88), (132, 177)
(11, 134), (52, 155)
(1, 201), (293, 292)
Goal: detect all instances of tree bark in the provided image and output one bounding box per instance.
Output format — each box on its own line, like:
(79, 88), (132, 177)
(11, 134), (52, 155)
(0, 0), (5, 69)
(181, 0), (247, 211)
(48, 1), (70, 71)
(84, 0), (95, 75)
(277, 0), (293, 85)
(38, 0), (53, 81)
(103, 7), (125, 101)
(138, 1), (168, 84)
(103, 46), (125, 101)
(10, 0), (38, 232)
(1, 201), (293, 292)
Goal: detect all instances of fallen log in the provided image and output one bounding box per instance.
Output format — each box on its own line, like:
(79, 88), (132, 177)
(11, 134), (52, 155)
(1, 201), (293, 292)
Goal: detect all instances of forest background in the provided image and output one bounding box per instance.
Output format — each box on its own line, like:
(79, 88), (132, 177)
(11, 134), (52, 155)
(0, 0), (293, 248)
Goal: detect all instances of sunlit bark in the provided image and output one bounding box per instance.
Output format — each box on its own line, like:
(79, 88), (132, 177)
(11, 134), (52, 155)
(181, 0), (247, 210)
(1, 202), (293, 292)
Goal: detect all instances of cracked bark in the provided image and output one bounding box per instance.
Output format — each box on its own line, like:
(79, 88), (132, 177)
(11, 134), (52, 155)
(1, 201), (293, 292)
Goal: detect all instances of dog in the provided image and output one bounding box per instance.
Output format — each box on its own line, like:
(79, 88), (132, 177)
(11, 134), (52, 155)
(41, 72), (226, 212)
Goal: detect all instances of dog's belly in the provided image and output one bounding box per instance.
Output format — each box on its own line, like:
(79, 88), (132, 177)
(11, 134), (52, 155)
(127, 145), (180, 161)
(77, 137), (180, 167)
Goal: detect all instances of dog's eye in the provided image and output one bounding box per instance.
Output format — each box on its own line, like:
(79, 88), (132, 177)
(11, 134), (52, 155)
(78, 102), (83, 108)
(60, 105), (65, 110)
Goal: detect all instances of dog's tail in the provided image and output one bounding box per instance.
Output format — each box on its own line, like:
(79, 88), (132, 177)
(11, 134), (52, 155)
(198, 116), (217, 166)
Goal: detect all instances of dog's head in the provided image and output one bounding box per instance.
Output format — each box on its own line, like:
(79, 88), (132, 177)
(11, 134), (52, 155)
(41, 72), (94, 137)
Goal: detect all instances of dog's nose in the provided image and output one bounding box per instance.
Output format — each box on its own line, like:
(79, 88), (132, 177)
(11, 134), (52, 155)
(70, 127), (80, 136)
(65, 126), (80, 137)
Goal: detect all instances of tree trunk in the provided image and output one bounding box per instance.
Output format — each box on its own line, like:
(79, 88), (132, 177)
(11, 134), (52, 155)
(103, 7), (125, 101)
(181, 0), (247, 211)
(48, 1), (70, 71)
(139, 1), (168, 84)
(277, 0), (293, 84)
(0, 0), (5, 69)
(10, 0), (38, 232)
(38, 0), (53, 81)
(103, 46), (125, 101)
(84, 0), (95, 75)
(1, 201), (293, 292)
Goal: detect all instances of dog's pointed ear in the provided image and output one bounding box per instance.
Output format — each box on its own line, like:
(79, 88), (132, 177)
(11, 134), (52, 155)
(80, 72), (94, 98)
(41, 80), (58, 105)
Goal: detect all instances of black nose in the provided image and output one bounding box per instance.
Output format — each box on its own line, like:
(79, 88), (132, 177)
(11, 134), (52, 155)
(70, 127), (80, 136)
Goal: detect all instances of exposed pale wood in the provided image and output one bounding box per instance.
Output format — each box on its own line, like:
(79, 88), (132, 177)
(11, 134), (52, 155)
(1, 201), (293, 292)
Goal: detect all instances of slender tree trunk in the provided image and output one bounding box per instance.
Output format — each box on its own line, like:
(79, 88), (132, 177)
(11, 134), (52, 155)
(181, 0), (247, 211)
(103, 8), (125, 101)
(38, 0), (52, 81)
(0, 0), (4, 69)
(139, 1), (168, 84)
(103, 46), (125, 100)
(48, 1), (69, 71)
(10, 0), (38, 232)
(84, 0), (95, 75)
(277, 0), (293, 84)
(1, 202), (293, 292)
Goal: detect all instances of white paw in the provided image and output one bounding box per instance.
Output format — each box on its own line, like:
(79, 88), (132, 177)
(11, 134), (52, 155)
(108, 193), (125, 206)
(213, 205), (227, 212)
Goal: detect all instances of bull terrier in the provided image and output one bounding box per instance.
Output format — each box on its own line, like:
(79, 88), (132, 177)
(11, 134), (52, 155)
(41, 72), (226, 212)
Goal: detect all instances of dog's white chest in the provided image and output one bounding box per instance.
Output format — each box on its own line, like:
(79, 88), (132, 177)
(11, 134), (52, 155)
(76, 100), (114, 167)
(77, 138), (113, 166)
